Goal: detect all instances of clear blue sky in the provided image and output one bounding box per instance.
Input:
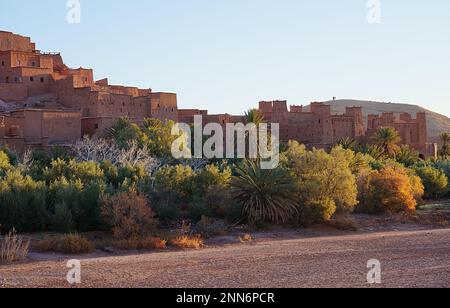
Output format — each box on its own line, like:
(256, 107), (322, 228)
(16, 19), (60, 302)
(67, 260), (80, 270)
(2, 0), (449, 116)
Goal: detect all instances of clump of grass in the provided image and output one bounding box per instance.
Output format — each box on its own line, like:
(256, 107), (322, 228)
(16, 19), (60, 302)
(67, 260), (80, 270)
(36, 234), (95, 255)
(112, 236), (167, 250)
(239, 234), (253, 243)
(0, 229), (30, 264)
(170, 235), (204, 249)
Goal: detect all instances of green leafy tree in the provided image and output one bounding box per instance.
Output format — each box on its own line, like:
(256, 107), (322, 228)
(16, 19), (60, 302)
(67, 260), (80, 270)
(0, 170), (48, 232)
(283, 142), (359, 217)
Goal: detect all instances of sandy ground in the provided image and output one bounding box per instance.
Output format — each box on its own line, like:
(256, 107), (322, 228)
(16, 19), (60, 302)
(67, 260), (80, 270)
(0, 228), (449, 288)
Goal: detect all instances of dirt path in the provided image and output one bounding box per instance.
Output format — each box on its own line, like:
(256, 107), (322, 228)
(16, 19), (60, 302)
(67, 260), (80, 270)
(1, 229), (449, 288)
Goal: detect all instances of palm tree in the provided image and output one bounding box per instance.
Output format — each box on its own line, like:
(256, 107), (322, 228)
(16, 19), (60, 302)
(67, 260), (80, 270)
(372, 127), (401, 157)
(245, 109), (265, 126)
(363, 144), (385, 161)
(231, 160), (297, 223)
(337, 137), (357, 150)
(396, 145), (420, 167)
(439, 132), (450, 157)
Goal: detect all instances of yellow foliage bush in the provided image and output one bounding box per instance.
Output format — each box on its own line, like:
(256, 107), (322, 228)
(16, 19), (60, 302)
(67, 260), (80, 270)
(357, 166), (424, 214)
(170, 235), (204, 249)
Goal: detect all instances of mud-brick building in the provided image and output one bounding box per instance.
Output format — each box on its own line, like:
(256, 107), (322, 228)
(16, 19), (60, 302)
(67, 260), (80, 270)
(0, 31), (437, 157)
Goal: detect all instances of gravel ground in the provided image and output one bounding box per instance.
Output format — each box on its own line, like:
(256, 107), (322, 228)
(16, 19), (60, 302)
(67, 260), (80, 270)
(0, 228), (449, 288)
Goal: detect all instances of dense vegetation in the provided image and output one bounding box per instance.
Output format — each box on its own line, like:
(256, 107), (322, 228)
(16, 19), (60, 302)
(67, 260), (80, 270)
(1, 118), (449, 237)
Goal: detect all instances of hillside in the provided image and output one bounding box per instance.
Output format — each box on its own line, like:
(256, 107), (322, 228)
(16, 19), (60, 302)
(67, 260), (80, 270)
(320, 100), (450, 142)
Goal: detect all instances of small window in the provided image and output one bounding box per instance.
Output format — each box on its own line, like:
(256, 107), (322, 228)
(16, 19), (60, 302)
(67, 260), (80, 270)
(40, 77), (44, 83)
(5, 77), (9, 83)
(1, 61), (5, 66)
(31, 61), (36, 67)
(30, 77), (34, 82)
(94, 124), (99, 129)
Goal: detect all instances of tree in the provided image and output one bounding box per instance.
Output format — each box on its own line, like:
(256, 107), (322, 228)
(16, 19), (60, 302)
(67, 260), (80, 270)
(413, 166), (448, 199)
(372, 127), (401, 157)
(106, 118), (147, 149)
(336, 137), (357, 151)
(362, 144), (385, 161)
(231, 160), (297, 223)
(438, 132), (450, 157)
(284, 142), (359, 212)
(245, 108), (265, 126)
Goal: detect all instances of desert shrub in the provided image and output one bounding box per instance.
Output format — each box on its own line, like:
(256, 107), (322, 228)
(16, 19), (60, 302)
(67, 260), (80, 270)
(283, 142), (358, 224)
(357, 166), (423, 214)
(204, 184), (237, 219)
(111, 236), (166, 250)
(239, 234), (253, 243)
(154, 164), (196, 200)
(231, 159), (297, 223)
(0, 150), (11, 173)
(413, 166), (448, 199)
(36, 233), (95, 255)
(101, 192), (157, 239)
(0, 170), (48, 232)
(0, 147), (18, 166)
(0, 229), (30, 263)
(195, 216), (227, 238)
(298, 197), (337, 226)
(193, 165), (232, 195)
(170, 235), (204, 249)
(187, 197), (211, 221)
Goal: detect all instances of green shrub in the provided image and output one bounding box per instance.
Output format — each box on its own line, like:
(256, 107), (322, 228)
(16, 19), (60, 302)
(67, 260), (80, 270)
(413, 166), (448, 199)
(0, 170), (48, 232)
(298, 197), (337, 226)
(47, 177), (105, 231)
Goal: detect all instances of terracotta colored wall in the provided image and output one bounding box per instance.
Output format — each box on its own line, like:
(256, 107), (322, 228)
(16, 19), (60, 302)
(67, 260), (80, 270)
(42, 111), (81, 143)
(0, 32), (35, 52)
(0, 83), (28, 101)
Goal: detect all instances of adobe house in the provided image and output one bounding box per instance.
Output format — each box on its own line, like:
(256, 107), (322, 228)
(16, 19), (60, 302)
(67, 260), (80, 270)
(0, 109), (81, 152)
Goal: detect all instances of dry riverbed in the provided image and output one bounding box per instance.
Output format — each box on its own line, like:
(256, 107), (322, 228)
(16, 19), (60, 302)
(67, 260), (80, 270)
(0, 204), (449, 288)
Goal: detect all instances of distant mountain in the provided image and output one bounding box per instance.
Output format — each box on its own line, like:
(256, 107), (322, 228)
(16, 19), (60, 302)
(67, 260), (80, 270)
(319, 99), (449, 143)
